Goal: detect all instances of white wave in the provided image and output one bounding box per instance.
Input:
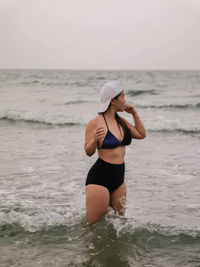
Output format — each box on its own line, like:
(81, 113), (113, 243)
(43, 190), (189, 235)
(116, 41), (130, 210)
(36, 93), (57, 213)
(0, 109), (82, 126)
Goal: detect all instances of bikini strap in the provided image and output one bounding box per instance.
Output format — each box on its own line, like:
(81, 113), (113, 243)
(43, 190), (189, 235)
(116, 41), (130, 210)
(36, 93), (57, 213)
(102, 113), (109, 130)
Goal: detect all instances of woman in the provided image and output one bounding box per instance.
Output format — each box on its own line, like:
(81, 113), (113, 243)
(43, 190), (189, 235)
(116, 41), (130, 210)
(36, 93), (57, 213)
(84, 80), (146, 225)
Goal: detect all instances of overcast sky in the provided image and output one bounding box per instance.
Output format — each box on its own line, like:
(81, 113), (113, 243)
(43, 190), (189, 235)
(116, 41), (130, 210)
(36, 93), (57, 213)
(0, 0), (200, 70)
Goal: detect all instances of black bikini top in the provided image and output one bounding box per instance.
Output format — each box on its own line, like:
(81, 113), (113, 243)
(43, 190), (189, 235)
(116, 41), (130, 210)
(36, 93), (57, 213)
(98, 114), (132, 149)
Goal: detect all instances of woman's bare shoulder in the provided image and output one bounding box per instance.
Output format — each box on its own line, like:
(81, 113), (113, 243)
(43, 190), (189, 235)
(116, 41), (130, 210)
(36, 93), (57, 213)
(119, 115), (128, 123)
(86, 115), (101, 128)
(119, 115), (132, 127)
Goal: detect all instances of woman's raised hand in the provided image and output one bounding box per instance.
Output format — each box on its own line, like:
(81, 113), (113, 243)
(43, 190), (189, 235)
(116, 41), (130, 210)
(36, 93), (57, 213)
(124, 104), (135, 114)
(93, 127), (105, 143)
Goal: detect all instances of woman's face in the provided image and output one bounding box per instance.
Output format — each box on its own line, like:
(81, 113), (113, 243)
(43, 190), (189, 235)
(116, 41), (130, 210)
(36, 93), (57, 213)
(114, 91), (126, 112)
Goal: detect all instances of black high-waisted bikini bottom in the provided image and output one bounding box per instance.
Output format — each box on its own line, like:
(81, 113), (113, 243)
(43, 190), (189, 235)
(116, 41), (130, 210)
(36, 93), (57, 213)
(85, 157), (125, 193)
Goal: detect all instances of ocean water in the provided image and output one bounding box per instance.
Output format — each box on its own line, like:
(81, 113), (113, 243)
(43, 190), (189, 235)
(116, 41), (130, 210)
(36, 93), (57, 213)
(0, 69), (200, 267)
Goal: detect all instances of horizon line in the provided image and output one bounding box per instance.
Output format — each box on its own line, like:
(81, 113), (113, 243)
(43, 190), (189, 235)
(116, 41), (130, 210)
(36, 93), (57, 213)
(0, 67), (200, 71)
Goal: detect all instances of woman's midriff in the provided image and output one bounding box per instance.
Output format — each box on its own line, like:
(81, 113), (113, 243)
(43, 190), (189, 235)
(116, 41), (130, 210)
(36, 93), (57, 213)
(98, 146), (126, 164)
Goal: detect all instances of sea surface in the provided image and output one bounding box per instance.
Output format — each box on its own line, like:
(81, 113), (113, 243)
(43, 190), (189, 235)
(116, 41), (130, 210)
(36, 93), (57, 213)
(0, 69), (200, 267)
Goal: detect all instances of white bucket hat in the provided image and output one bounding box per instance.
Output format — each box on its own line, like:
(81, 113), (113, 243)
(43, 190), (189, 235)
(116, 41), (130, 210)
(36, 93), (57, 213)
(99, 80), (123, 113)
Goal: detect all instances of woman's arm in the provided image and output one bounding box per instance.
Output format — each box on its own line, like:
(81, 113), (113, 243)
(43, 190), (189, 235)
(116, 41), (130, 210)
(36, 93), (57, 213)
(84, 119), (105, 156)
(122, 104), (146, 139)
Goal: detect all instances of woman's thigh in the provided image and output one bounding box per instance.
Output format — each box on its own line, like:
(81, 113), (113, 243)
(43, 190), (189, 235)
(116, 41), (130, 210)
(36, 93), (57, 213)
(85, 184), (110, 225)
(110, 182), (127, 215)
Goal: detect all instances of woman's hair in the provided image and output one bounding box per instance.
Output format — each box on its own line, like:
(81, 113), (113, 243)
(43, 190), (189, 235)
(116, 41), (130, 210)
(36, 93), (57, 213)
(98, 92), (127, 135)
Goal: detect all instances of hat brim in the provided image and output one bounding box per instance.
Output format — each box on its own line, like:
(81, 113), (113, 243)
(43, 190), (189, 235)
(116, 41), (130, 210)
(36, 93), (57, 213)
(99, 99), (111, 113)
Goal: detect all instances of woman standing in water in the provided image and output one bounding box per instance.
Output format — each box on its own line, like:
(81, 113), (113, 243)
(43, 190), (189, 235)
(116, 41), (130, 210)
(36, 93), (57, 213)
(84, 81), (146, 225)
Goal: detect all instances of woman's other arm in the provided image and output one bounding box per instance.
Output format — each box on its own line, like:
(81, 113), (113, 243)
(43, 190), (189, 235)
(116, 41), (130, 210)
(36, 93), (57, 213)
(122, 104), (146, 139)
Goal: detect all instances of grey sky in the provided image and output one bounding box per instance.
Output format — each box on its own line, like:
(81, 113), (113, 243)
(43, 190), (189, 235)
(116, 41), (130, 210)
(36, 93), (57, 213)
(0, 0), (200, 69)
